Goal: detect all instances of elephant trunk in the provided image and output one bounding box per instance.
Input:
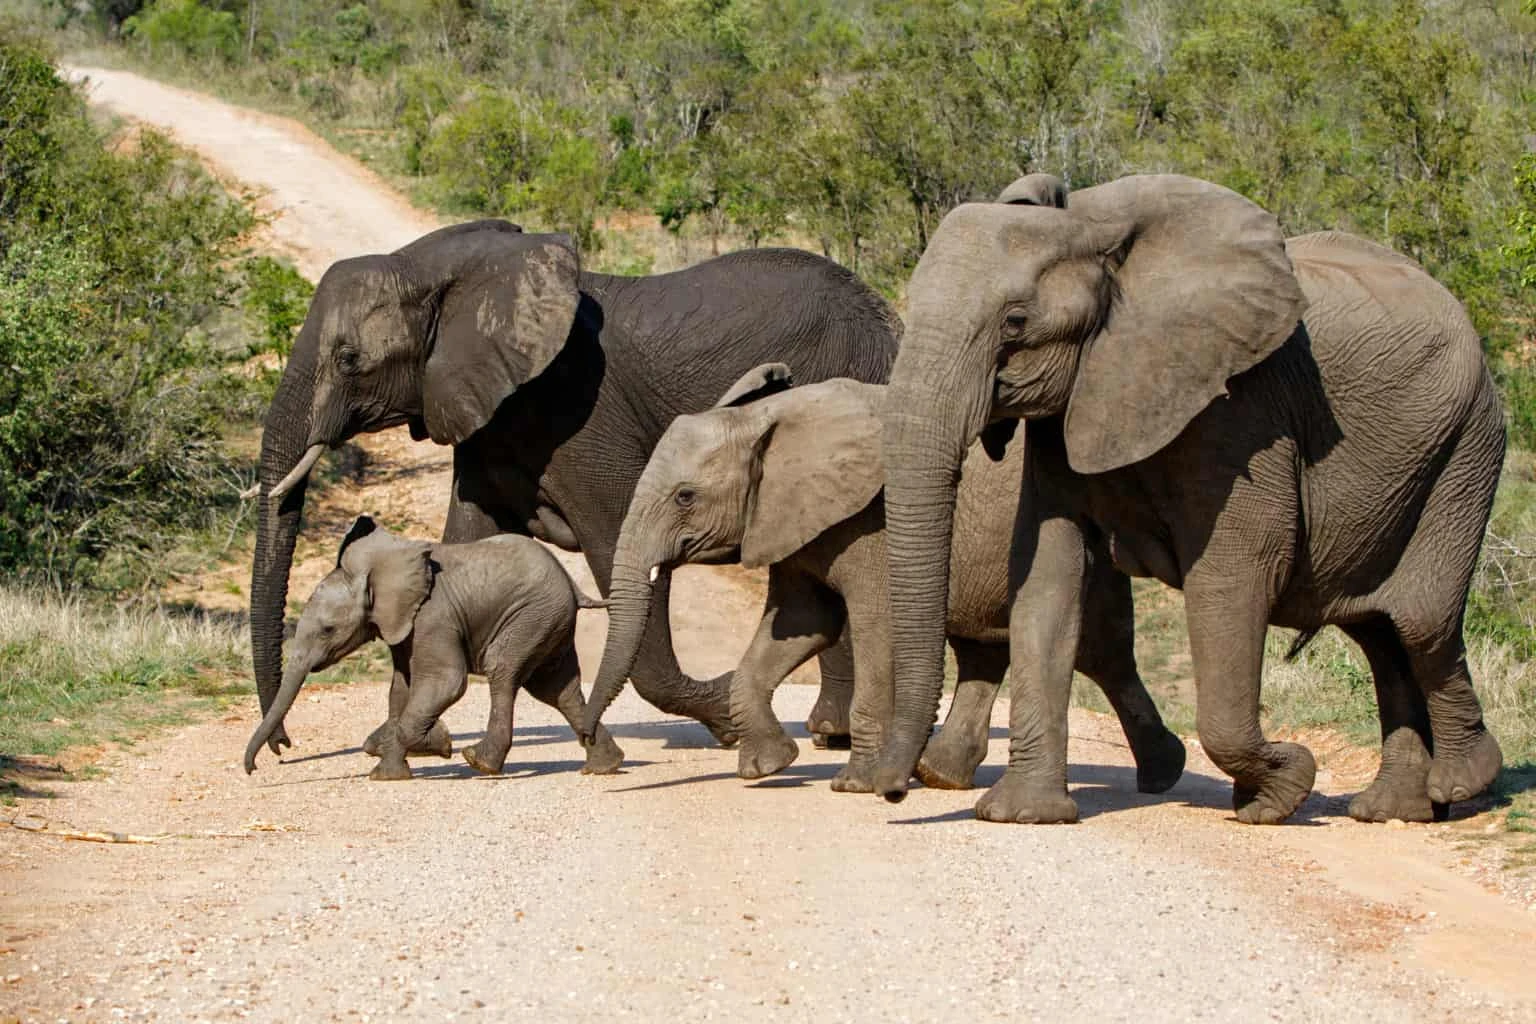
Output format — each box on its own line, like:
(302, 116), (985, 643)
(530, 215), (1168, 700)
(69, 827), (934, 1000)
(579, 531), (662, 743)
(244, 650), (317, 773)
(249, 331), (319, 752)
(874, 312), (996, 802)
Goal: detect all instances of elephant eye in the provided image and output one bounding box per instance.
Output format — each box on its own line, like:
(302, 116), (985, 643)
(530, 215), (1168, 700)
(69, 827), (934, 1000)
(1002, 311), (1029, 338)
(337, 345), (361, 372)
(675, 487), (696, 509)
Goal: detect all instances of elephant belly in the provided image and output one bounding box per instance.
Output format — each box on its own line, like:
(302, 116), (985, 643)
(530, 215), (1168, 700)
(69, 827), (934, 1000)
(1107, 529), (1183, 589)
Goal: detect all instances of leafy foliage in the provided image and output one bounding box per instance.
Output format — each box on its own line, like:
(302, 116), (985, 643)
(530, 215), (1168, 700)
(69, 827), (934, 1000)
(0, 33), (272, 586)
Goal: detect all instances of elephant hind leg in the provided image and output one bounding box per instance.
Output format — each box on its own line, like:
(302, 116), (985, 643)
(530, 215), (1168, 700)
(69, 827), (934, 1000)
(1340, 617), (1440, 823)
(916, 638), (1005, 791)
(1382, 407), (1503, 808)
(527, 645), (625, 775)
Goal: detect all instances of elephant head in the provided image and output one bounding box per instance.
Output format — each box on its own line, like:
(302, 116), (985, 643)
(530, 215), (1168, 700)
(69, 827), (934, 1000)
(874, 174), (1307, 799)
(245, 516), (434, 772)
(578, 365), (885, 742)
(250, 220), (580, 753)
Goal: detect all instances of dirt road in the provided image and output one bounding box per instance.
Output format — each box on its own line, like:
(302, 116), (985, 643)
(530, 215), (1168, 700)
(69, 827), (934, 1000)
(2, 67), (1533, 1023)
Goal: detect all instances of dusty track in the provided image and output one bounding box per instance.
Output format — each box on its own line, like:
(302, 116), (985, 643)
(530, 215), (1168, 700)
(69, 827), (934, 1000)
(0, 67), (1532, 1023)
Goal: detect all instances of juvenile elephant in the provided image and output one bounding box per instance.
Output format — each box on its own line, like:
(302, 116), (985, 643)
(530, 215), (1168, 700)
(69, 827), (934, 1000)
(875, 173), (1505, 825)
(578, 366), (1186, 795)
(244, 515), (622, 781)
(249, 220), (899, 756)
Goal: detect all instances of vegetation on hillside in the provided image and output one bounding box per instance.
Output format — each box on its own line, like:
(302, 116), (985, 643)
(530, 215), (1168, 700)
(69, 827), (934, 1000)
(0, 30), (308, 588)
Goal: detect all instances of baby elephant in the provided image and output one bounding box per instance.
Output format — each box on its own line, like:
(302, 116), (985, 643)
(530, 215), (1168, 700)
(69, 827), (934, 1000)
(244, 515), (623, 781)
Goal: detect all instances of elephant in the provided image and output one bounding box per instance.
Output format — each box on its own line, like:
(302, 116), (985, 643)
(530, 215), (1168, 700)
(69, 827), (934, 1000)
(249, 219), (900, 757)
(244, 515), (622, 781)
(873, 172), (1505, 826)
(577, 365), (1185, 795)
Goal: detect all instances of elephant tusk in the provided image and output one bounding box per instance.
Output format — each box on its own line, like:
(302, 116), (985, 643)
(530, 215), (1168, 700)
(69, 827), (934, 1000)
(239, 482), (260, 500)
(265, 444), (325, 505)
(648, 565), (660, 583)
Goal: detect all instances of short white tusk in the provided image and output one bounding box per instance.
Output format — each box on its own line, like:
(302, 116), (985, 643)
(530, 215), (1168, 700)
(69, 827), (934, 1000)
(648, 565), (660, 583)
(238, 482), (260, 500)
(266, 444), (326, 505)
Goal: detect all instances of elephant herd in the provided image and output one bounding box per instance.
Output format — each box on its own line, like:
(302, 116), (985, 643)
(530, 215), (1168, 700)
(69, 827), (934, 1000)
(245, 172), (1506, 827)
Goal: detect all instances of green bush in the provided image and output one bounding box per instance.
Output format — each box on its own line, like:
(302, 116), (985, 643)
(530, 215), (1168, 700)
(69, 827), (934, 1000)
(123, 0), (239, 63)
(0, 34), (262, 587)
(241, 255), (314, 356)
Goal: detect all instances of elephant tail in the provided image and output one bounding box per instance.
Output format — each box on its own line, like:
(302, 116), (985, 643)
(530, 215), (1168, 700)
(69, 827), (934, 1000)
(1284, 628), (1321, 662)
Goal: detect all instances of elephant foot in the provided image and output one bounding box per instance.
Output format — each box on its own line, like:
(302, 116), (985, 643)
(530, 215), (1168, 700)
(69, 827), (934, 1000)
(1347, 728), (1438, 823)
(581, 732), (625, 775)
(914, 727), (988, 791)
(975, 771), (1078, 824)
(1427, 729), (1502, 805)
(461, 741), (506, 776)
(830, 757), (877, 793)
(738, 732), (799, 780)
(805, 692), (852, 752)
(364, 720), (452, 758)
(368, 758), (413, 782)
(1230, 742), (1316, 825)
(1130, 728), (1187, 795)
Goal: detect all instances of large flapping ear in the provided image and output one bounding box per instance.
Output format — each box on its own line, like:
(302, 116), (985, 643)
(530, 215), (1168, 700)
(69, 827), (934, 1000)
(339, 530), (435, 646)
(740, 380), (885, 568)
(714, 362), (794, 408)
(410, 226), (581, 444)
(997, 173), (1069, 208)
(1061, 175), (1307, 474)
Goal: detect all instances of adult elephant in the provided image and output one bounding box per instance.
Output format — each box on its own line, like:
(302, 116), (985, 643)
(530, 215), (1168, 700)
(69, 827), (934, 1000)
(249, 220), (900, 754)
(873, 174), (1505, 825)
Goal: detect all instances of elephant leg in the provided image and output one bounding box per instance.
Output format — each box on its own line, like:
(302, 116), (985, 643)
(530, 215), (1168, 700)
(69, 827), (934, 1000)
(525, 645), (625, 775)
(1410, 639), (1501, 807)
(830, 603), (896, 794)
(976, 511), (1085, 825)
(461, 656), (530, 777)
(733, 570), (844, 781)
(1075, 545), (1185, 795)
(364, 642), (451, 759)
(915, 639), (1006, 791)
(1341, 618), (1440, 823)
(621, 570), (741, 747)
(371, 649), (467, 782)
(1185, 576), (1315, 825)
(806, 630), (855, 750)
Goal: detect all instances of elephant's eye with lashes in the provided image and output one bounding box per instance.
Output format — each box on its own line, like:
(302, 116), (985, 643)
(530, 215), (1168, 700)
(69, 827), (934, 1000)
(337, 345), (361, 372)
(1001, 311), (1029, 342)
(675, 487), (696, 509)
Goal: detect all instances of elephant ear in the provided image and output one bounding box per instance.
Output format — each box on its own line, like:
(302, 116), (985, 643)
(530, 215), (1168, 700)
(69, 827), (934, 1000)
(1062, 175), (1307, 475)
(416, 228), (582, 445)
(740, 380), (885, 569)
(340, 531), (435, 646)
(713, 362), (794, 408)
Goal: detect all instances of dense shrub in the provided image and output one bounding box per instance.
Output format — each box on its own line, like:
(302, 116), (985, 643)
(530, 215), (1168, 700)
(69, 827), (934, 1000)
(0, 34), (269, 586)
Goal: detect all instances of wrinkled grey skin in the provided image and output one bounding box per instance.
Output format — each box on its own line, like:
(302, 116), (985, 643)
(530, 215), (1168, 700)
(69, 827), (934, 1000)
(578, 369), (1186, 794)
(249, 219), (899, 758)
(876, 173), (1505, 825)
(244, 516), (622, 781)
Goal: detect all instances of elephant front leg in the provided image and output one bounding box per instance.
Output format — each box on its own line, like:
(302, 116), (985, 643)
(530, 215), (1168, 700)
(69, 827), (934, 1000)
(1185, 580), (1315, 824)
(370, 664), (467, 782)
(976, 513), (1084, 824)
(916, 639), (1006, 791)
(1076, 551), (1185, 795)
(732, 571), (843, 781)
(806, 631), (855, 750)
(364, 649), (451, 759)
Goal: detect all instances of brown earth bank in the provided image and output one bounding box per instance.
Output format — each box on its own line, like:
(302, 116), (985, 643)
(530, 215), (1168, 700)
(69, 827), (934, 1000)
(0, 66), (1531, 1023)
